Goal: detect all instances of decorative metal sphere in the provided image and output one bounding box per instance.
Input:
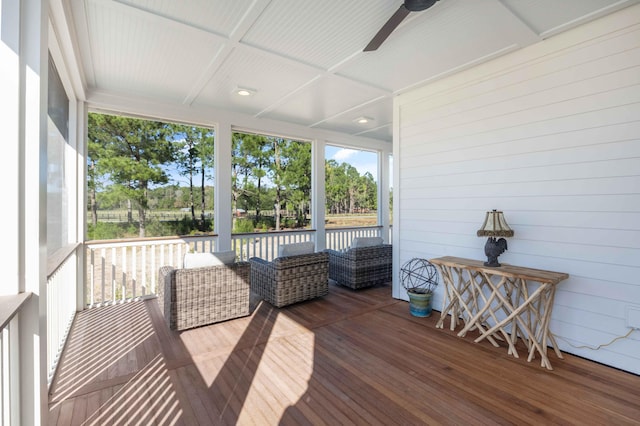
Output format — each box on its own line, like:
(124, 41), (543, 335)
(400, 258), (438, 294)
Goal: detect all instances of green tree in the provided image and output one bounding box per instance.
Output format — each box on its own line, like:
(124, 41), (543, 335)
(232, 133), (272, 224)
(271, 137), (284, 230)
(345, 163), (361, 213)
(171, 124), (214, 231)
(88, 113), (173, 237)
(198, 130), (215, 227)
(360, 171), (377, 211)
(232, 133), (254, 220)
(326, 160), (355, 214)
(232, 132), (312, 230)
(324, 159), (377, 215)
(87, 139), (105, 226)
(282, 140), (311, 227)
(325, 159), (345, 214)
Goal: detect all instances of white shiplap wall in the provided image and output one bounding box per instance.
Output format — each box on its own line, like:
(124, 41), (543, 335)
(393, 4), (640, 375)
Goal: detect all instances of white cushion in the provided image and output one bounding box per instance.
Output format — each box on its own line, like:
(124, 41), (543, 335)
(183, 250), (236, 268)
(277, 241), (315, 258)
(351, 237), (383, 249)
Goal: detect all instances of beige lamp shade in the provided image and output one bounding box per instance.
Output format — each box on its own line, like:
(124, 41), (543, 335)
(477, 210), (514, 238)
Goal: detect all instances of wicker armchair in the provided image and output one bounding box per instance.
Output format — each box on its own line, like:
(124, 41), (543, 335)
(326, 244), (392, 290)
(249, 252), (329, 308)
(157, 262), (251, 330)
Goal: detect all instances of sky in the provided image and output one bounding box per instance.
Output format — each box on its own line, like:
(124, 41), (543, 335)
(325, 145), (378, 180)
(326, 145), (394, 189)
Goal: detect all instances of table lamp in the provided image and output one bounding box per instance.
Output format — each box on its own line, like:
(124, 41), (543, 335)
(477, 210), (514, 267)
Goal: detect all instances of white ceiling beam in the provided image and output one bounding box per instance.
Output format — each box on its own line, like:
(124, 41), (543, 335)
(182, 0), (274, 105)
(495, 0), (542, 37)
(309, 95), (388, 128)
(352, 122), (392, 137)
(50, 0), (87, 99)
(393, 43), (520, 96)
(110, 0), (228, 38)
(253, 75), (323, 118)
(105, 0), (392, 113)
(71, 0), (96, 87)
(539, 0), (639, 39)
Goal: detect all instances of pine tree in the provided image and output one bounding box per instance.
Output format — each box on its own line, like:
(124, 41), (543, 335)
(88, 113), (173, 237)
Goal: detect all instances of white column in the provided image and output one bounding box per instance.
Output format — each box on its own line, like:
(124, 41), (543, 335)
(0, 1), (24, 424)
(75, 101), (88, 310)
(311, 139), (326, 251)
(19, 0), (49, 424)
(215, 120), (233, 251)
(378, 147), (391, 244)
(0, 0), (21, 296)
(392, 100), (401, 300)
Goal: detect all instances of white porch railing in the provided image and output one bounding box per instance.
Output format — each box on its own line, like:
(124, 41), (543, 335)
(83, 226), (389, 307)
(47, 244), (80, 385)
(85, 235), (218, 307)
(325, 226), (383, 251)
(232, 229), (316, 262)
(0, 292), (31, 425)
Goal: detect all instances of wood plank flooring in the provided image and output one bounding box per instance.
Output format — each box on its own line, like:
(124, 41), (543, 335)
(48, 282), (640, 425)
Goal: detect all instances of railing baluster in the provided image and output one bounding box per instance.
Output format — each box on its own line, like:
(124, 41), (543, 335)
(47, 248), (79, 385)
(324, 225), (384, 251)
(111, 247), (116, 306)
(1, 316), (20, 425)
(253, 237), (258, 260)
(101, 248), (106, 305)
(89, 249), (95, 306)
(141, 246), (146, 296)
(151, 246), (156, 294)
(1, 326), (6, 424)
(121, 247), (127, 302)
(132, 246), (137, 299)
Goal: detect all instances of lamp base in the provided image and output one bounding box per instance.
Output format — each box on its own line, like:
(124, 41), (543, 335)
(483, 237), (508, 268)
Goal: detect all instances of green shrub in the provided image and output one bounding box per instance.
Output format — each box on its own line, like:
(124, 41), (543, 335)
(256, 217), (275, 230)
(87, 222), (129, 240)
(146, 217), (214, 236)
(282, 218), (296, 229)
(233, 218), (255, 233)
(88, 217), (215, 240)
(145, 219), (173, 237)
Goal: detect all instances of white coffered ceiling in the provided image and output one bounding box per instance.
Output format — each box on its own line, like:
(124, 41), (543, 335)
(66, 0), (637, 142)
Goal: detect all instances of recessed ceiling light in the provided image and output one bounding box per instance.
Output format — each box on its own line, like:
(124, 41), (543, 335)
(234, 87), (256, 97)
(354, 116), (374, 124)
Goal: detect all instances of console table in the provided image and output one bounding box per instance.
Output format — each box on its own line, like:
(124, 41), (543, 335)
(429, 256), (569, 370)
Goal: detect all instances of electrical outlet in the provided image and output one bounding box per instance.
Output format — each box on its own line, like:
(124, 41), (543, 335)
(626, 305), (640, 329)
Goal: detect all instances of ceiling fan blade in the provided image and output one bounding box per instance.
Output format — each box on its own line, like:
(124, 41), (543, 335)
(363, 5), (411, 52)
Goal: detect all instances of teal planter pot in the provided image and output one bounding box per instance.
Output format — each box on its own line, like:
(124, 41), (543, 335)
(400, 258), (439, 317)
(408, 291), (433, 317)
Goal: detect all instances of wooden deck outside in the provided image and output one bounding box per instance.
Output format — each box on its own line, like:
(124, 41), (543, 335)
(49, 282), (640, 425)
